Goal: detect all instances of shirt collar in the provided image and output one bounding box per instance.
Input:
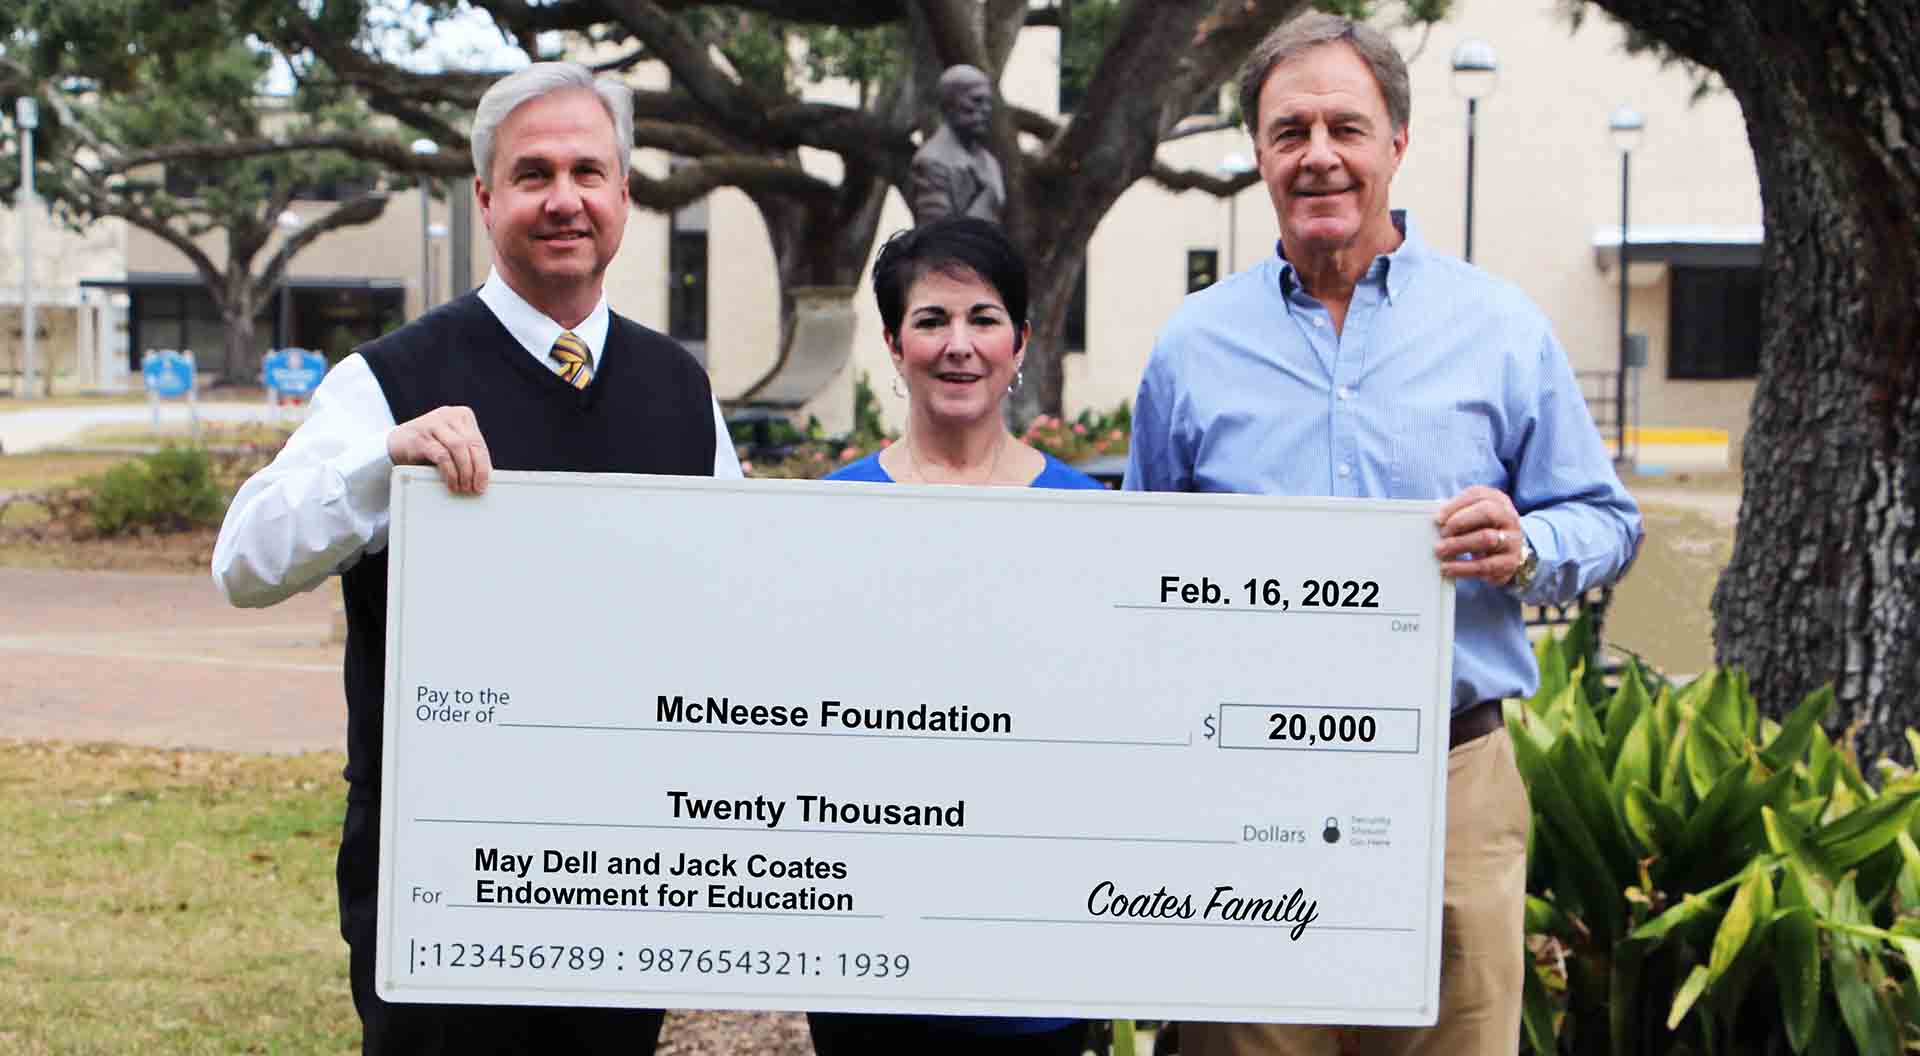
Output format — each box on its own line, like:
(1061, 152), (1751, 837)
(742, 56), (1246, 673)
(477, 270), (611, 367)
(1273, 209), (1427, 305)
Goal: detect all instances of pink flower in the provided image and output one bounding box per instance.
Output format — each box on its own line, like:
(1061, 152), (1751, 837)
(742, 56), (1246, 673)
(812, 450), (826, 462)
(1109, 428), (1124, 440)
(1073, 423), (1087, 435)
(840, 446), (858, 460)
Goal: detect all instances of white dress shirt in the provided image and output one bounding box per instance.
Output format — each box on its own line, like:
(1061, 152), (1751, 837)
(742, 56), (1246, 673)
(212, 271), (744, 608)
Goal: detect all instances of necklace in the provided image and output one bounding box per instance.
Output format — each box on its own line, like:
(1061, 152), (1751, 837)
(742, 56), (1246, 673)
(903, 429), (1008, 485)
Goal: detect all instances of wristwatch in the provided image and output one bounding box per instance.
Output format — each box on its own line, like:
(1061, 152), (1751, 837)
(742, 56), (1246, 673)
(1507, 533), (1538, 595)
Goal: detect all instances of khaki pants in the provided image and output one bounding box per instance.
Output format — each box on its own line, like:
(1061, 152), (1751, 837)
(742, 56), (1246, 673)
(1183, 728), (1530, 1056)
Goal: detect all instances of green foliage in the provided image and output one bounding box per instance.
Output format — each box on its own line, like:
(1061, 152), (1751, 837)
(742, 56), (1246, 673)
(673, 7), (903, 106)
(5, 0), (382, 238)
(88, 447), (224, 536)
(850, 370), (889, 448)
(1058, 0), (1123, 105)
(1518, 619), (1920, 1054)
(800, 23), (906, 108)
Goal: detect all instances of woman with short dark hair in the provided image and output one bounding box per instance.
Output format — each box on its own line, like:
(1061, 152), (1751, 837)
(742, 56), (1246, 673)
(810, 218), (1096, 1055)
(829, 217), (1102, 492)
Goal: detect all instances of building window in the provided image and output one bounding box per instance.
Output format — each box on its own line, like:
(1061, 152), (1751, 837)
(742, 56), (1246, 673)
(668, 195), (709, 345)
(1668, 265), (1762, 379)
(1064, 263), (1087, 353)
(1187, 249), (1219, 293)
(134, 286), (235, 362)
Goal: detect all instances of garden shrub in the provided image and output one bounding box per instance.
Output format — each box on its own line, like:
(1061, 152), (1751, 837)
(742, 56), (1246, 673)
(1520, 618), (1920, 1054)
(89, 446), (224, 536)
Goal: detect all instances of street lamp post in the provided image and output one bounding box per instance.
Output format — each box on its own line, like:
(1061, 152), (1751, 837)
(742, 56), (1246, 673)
(275, 209), (305, 349)
(426, 222), (449, 311)
(1217, 152), (1254, 275)
(1609, 105), (1645, 467)
(1449, 41), (1497, 264)
(410, 138), (440, 315)
(16, 96), (38, 399)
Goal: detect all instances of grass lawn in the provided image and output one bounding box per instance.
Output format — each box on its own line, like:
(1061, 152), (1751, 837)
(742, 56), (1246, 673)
(0, 394), (151, 410)
(0, 742), (357, 1055)
(0, 452), (128, 494)
(62, 422), (296, 449)
(0, 743), (815, 1054)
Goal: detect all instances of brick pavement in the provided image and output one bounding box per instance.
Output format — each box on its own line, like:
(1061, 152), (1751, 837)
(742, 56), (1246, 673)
(0, 567), (346, 752)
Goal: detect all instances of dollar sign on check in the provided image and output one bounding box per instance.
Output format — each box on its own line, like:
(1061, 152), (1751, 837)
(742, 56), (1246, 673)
(1203, 716), (1217, 739)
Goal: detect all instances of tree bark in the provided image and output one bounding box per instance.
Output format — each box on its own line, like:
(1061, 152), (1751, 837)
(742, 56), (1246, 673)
(1591, 0), (1920, 765)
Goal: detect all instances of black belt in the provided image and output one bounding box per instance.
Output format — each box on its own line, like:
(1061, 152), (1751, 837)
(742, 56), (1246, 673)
(1449, 700), (1504, 749)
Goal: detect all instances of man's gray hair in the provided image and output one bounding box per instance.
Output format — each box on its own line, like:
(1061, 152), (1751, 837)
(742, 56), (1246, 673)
(471, 62), (634, 185)
(938, 64), (990, 106)
(1237, 13), (1410, 138)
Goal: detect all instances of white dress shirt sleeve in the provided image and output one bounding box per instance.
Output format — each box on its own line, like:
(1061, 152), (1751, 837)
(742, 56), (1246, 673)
(211, 353), (398, 608)
(710, 397), (744, 479)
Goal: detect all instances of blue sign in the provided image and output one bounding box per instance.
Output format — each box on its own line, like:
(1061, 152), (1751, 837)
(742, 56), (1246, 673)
(142, 350), (195, 398)
(263, 348), (327, 399)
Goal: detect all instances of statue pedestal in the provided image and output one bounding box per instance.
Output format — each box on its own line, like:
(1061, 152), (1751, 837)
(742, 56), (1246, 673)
(739, 285), (857, 424)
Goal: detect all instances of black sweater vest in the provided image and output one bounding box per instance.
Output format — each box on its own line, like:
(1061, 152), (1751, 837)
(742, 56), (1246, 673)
(338, 292), (717, 796)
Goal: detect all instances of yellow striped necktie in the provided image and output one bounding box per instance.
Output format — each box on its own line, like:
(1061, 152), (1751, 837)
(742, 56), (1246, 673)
(550, 331), (593, 389)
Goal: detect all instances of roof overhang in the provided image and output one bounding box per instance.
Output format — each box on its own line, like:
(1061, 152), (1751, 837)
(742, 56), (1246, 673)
(80, 272), (405, 291)
(1593, 225), (1763, 273)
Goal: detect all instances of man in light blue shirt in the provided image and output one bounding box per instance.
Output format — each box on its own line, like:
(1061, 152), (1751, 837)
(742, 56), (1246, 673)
(1125, 13), (1640, 1056)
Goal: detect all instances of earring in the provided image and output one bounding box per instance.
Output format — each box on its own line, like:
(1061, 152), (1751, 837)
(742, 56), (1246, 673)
(1008, 369), (1024, 396)
(891, 374), (908, 398)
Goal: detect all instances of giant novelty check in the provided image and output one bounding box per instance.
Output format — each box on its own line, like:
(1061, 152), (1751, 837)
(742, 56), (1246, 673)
(376, 468), (1455, 1024)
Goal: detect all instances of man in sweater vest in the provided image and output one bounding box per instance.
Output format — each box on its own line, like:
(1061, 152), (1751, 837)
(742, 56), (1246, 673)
(212, 63), (742, 1054)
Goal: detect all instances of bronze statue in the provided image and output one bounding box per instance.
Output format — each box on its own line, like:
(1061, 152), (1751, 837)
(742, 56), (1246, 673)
(909, 65), (1006, 226)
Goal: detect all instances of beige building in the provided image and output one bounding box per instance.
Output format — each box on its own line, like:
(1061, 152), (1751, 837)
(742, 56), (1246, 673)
(21, 2), (1762, 465)
(634, 1), (1763, 460)
(0, 192), (130, 395)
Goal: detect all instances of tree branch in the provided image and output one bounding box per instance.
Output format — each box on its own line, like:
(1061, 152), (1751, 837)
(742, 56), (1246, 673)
(632, 120), (741, 157)
(79, 185), (225, 298)
(984, 0), (1029, 72)
(597, 0), (767, 119)
(1581, 0), (1723, 71)
(909, 0), (989, 71)
(627, 156), (836, 210)
(1162, 116), (1241, 142)
(1149, 160), (1261, 196)
(480, 0), (906, 32)
(106, 135), (473, 177)
(255, 190), (393, 300)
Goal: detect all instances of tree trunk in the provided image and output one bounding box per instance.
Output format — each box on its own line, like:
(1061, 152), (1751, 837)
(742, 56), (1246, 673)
(1014, 243), (1086, 425)
(217, 264), (265, 386)
(222, 301), (260, 387)
(1005, 160), (1138, 424)
(1673, 7), (1920, 767)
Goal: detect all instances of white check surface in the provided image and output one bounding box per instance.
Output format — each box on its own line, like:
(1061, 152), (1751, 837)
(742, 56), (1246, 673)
(377, 469), (1453, 1024)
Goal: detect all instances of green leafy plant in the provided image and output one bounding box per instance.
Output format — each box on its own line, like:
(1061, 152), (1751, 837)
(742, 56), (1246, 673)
(1518, 620), (1920, 1054)
(88, 447), (224, 536)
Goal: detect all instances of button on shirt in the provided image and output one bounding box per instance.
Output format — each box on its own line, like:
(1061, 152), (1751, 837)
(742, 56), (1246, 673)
(1124, 212), (1641, 709)
(211, 270), (744, 608)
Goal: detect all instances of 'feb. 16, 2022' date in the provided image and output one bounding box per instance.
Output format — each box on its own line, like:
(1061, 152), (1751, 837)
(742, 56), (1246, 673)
(1160, 576), (1381, 611)
(408, 940), (909, 980)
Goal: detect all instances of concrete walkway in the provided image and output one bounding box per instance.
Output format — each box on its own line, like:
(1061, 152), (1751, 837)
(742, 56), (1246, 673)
(0, 567), (344, 752)
(0, 399), (283, 454)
